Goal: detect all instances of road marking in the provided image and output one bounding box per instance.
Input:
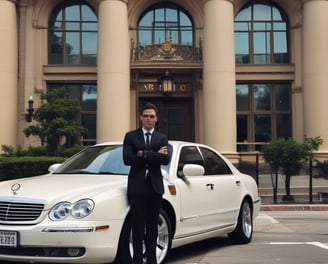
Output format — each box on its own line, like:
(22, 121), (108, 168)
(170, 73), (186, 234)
(270, 242), (328, 250)
(307, 242), (328, 250)
(256, 213), (279, 223)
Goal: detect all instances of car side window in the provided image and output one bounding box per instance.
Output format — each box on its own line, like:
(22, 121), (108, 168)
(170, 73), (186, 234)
(199, 147), (232, 175)
(177, 146), (204, 176)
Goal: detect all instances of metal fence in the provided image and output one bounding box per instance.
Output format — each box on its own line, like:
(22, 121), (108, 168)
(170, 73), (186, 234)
(238, 152), (328, 204)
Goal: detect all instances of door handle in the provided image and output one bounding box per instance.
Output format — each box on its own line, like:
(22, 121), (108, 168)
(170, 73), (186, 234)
(206, 183), (214, 190)
(235, 180), (241, 186)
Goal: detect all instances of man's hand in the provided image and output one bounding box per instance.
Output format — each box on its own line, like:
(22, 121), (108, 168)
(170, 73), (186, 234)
(158, 146), (168, 154)
(137, 146), (168, 157)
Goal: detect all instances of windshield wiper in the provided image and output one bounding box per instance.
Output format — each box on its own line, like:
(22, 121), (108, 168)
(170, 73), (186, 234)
(98, 171), (127, 175)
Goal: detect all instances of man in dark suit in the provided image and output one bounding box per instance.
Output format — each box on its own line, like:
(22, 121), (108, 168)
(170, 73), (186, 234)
(123, 103), (170, 264)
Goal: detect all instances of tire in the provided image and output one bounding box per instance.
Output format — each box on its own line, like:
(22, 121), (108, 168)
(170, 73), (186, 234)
(116, 209), (172, 264)
(228, 198), (253, 244)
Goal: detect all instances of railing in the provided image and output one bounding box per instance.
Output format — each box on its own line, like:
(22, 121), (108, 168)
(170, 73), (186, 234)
(237, 152), (328, 204)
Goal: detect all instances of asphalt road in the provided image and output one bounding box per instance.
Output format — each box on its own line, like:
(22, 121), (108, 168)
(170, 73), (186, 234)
(167, 211), (328, 264)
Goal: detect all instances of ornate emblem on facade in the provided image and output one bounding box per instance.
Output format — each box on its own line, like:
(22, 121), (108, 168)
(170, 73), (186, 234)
(161, 41), (173, 53)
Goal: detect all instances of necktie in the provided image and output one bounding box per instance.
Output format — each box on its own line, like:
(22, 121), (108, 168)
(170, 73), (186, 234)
(145, 132), (151, 149)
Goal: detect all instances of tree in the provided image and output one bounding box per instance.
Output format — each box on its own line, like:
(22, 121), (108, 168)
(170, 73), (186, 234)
(262, 137), (323, 201)
(24, 88), (86, 155)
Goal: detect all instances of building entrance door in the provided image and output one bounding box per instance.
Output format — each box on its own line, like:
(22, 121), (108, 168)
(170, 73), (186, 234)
(139, 99), (194, 142)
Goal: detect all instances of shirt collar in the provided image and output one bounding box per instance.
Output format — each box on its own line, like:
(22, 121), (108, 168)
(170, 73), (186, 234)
(142, 128), (154, 135)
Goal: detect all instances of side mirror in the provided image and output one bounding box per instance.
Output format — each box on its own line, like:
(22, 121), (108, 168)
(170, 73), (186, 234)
(48, 163), (62, 173)
(183, 164), (205, 176)
(178, 164), (205, 184)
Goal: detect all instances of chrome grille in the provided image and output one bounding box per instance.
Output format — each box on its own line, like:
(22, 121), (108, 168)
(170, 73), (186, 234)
(0, 199), (45, 223)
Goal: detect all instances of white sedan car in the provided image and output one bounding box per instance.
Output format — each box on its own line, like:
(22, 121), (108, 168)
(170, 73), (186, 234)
(0, 141), (260, 264)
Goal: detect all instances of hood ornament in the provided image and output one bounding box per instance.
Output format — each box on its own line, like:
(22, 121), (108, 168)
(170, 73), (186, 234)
(11, 183), (21, 195)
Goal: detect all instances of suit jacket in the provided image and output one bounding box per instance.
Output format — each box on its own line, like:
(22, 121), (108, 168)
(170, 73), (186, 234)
(123, 128), (170, 195)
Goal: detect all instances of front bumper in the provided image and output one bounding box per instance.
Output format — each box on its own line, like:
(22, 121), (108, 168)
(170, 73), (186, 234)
(0, 219), (124, 264)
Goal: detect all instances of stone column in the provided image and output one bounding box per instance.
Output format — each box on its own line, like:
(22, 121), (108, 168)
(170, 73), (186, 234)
(302, 0), (328, 151)
(97, 0), (130, 142)
(0, 0), (18, 148)
(202, 0), (237, 158)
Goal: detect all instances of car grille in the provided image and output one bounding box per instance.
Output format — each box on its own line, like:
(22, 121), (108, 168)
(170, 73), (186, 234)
(0, 200), (45, 223)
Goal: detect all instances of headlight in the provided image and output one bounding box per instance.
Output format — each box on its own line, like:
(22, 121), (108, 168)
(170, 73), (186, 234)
(49, 202), (72, 221)
(71, 199), (95, 219)
(49, 199), (94, 221)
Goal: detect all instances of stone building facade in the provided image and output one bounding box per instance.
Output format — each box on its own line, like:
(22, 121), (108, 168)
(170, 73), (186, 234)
(0, 0), (328, 160)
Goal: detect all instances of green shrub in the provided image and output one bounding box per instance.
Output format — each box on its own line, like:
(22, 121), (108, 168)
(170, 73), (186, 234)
(57, 145), (85, 157)
(262, 136), (323, 198)
(0, 156), (66, 181)
(1, 144), (85, 157)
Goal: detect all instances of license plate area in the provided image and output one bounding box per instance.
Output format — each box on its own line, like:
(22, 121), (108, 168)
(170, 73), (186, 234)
(0, 230), (18, 247)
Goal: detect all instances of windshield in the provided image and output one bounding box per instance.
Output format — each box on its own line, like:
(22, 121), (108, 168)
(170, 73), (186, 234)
(54, 145), (130, 175)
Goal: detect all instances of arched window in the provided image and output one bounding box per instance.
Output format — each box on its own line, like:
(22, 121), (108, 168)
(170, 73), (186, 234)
(235, 3), (289, 64)
(48, 2), (98, 65)
(138, 3), (193, 47)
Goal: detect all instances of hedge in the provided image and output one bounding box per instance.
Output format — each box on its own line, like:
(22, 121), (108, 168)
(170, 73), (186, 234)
(0, 156), (67, 181)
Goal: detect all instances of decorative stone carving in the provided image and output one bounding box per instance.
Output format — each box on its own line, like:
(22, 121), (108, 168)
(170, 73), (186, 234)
(133, 43), (202, 62)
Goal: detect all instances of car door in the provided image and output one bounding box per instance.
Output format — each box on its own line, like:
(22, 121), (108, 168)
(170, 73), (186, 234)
(199, 147), (242, 227)
(175, 146), (223, 235)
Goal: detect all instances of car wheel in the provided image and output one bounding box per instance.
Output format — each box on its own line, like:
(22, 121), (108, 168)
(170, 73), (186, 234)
(116, 209), (172, 264)
(228, 198), (253, 244)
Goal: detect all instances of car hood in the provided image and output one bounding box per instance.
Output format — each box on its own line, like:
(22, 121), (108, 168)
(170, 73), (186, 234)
(0, 174), (128, 207)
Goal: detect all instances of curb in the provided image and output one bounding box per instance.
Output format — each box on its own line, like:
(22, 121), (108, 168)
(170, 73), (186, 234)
(260, 204), (328, 211)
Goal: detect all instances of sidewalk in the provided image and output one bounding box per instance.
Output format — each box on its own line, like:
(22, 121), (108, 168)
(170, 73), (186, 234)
(257, 174), (328, 211)
(260, 204), (328, 211)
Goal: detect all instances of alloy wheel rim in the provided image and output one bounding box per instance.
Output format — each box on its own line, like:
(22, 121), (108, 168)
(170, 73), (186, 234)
(242, 201), (252, 238)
